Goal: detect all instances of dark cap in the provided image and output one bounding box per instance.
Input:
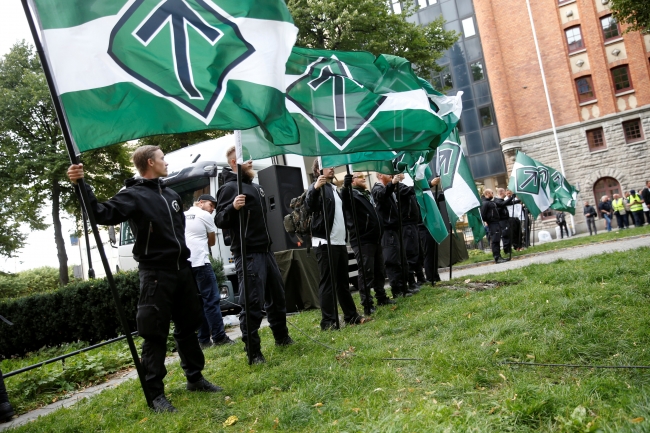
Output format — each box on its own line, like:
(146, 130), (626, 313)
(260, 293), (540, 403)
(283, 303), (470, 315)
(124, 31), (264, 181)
(198, 194), (217, 204)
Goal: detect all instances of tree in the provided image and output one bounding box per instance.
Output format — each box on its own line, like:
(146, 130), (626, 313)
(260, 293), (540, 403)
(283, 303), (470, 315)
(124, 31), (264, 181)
(138, 130), (229, 155)
(609, 0), (649, 33)
(287, 0), (458, 77)
(0, 42), (133, 285)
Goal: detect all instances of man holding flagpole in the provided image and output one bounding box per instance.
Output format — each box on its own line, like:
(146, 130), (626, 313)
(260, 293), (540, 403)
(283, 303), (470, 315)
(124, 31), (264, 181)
(67, 146), (222, 413)
(214, 147), (294, 364)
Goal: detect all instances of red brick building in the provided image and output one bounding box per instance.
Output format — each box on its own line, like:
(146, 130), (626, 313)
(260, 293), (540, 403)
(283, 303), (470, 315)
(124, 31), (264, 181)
(474, 0), (650, 234)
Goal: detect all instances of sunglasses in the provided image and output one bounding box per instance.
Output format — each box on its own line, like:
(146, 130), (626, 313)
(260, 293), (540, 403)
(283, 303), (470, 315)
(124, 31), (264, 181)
(353, 175), (366, 179)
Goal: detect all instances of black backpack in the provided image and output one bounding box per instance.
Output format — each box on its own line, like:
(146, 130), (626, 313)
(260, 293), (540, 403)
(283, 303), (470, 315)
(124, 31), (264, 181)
(283, 191), (312, 250)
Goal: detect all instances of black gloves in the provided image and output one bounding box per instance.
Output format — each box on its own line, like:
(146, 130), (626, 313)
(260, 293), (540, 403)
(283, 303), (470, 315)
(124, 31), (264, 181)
(344, 174), (353, 188)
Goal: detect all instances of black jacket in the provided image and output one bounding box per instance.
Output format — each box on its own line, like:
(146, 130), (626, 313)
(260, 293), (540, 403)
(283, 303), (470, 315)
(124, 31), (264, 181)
(341, 186), (382, 247)
(83, 177), (190, 270)
(214, 167), (271, 256)
(583, 205), (597, 218)
(305, 181), (344, 241)
(642, 187), (650, 206)
(493, 195), (515, 221)
(397, 183), (421, 225)
(481, 196), (500, 224)
(598, 201), (613, 217)
(371, 181), (400, 231)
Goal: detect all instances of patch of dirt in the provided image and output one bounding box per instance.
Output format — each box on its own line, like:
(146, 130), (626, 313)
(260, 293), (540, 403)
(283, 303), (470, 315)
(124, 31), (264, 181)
(440, 280), (504, 292)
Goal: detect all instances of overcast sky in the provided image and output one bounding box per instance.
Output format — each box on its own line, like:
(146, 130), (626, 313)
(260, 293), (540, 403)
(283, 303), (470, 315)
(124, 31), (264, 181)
(0, 3), (82, 273)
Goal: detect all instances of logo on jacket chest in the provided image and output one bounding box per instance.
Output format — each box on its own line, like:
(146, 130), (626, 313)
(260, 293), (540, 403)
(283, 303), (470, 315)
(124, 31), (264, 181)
(172, 200), (181, 212)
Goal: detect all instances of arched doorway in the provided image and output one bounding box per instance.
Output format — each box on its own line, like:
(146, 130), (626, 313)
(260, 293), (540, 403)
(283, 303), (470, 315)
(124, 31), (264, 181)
(593, 177), (621, 204)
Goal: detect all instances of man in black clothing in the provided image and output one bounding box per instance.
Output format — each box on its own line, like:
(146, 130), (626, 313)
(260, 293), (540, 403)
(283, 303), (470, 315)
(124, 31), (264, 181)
(642, 181), (650, 224)
(419, 177), (443, 283)
(397, 176), (423, 292)
(372, 173), (411, 298)
(67, 146), (221, 413)
(306, 161), (366, 329)
(341, 172), (396, 316)
(214, 147), (293, 363)
(556, 212), (569, 238)
(493, 188), (516, 256)
(583, 201), (598, 236)
(0, 369), (13, 423)
(481, 189), (509, 263)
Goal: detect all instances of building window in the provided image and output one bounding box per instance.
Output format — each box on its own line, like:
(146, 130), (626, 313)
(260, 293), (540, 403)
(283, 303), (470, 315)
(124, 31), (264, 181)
(611, 65), (632, 93)
(462, 17), (476, 38)
(575, 76), (595, 103)
(600, 15), (620, 41)
(622, 119), (644, 143)
(565, 26), (584, 53)
(593, 177), (621, 205)
(479, 106), (494, 127)
(558, 0), (572, 4)
(431, 66), (453, 92)
(390, 0), (402, 14)
(470, 61), (485, 81)
(586, 127), (606, 151)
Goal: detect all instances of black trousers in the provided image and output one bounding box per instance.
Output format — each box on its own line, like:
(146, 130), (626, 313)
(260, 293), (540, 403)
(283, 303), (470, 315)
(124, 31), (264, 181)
(509, 218), (521, 250)
(615, 212), (628, 229)
(315, 244), (360, 329)
(632, 210), (644, 227)
(0, 369), (8, 404)
(353, 243), (389, 308)
(235, 252), (289, 353)
(586, 217), (597, 235)
(498, 220), (511, 254)
(137, 267), (205, 398)
(558, 222), (569, 238)
(381, 229), (407, 296)
(403, 224), (420, 285)
(419, 224), (440, 282)
(488, 222), (503, 259)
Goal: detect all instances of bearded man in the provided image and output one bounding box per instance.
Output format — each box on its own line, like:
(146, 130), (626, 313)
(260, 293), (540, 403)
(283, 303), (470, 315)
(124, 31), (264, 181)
(214, 147), (294, 364)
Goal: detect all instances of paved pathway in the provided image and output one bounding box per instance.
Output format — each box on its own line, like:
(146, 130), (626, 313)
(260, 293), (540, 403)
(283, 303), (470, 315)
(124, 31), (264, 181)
(440, 234), (649, 281)
(3, 234), (648, 430)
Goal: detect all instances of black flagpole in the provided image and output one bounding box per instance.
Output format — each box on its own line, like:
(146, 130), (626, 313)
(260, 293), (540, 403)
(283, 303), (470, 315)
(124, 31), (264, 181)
(21, 0), (153, 408)
(81, 208), (95, 279)
(345, 166), (370, 314)
(396, 179), (409, 292)
(432, 185), (439, 286)
(509, 202), (514, 261)
(448, 205), (453, 280)
(320, 168), (340, 329)
(236, 164), (252, 365)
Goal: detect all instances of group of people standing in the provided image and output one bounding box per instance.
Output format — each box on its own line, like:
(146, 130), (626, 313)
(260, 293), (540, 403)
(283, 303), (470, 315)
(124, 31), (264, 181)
(480, 188), (522, 263)
(591, 181), (650, 233)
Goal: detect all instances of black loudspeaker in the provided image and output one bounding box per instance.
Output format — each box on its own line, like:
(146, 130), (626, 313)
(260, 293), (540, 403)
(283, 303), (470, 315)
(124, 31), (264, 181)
(258, 165), (306, 252)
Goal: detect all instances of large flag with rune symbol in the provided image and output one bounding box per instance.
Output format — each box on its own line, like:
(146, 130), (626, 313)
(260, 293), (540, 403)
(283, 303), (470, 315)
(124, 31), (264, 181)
(507, 151), (578, 218)
(436, 132), (486, 242)
(27, 0), (299, 153)
(238, 47), (458, 161)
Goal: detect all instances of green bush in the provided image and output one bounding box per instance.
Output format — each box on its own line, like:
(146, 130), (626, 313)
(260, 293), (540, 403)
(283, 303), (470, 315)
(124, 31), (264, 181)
(0, 267), (78, 300)
(0, 271), (139, 359)
(209, 256), (227, 285)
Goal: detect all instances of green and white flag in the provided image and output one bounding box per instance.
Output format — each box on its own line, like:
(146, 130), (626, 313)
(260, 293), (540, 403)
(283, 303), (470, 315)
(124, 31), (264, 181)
(436, 133), (485, 242)
(29, 0), (299, 153)
(507, 152), (552, 218)
(548, 168), (579, 215)
(239, 47), (461, 159)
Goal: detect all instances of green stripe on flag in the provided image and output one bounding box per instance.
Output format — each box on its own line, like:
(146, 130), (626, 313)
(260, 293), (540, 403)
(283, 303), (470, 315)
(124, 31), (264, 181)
(32, 0), (126, 29)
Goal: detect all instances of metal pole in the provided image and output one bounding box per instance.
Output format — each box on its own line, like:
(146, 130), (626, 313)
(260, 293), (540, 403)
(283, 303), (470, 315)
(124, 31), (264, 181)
(82, 208), (95, 279)
(508, 202), (513, 261)
(396, 181), (409, 291)
(448, 206), (453, 280)
(320, 171), (340, 329)
(345, 166), (370, 314)
(20, 0), (152, 408)
(525, 0), (576, 232)
(432, 185), (439, 285)
(237, 164), (252, 365)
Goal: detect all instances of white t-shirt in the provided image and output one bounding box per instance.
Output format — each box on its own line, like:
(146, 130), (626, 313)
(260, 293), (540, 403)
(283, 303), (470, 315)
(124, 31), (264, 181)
(184, 206), (217, 267)
(312, 183), (347, 247)
(508, 203), (524, 220)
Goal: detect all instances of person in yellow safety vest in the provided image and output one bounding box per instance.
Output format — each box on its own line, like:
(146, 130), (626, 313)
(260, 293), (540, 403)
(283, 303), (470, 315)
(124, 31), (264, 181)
(628, 190), (645, 227)
(612, 194), (628, 230)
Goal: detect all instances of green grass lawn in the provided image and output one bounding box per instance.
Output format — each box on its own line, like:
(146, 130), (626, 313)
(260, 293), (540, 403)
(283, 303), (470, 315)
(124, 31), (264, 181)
(458, 224), (650, 266)
(7, 247), (650, 432)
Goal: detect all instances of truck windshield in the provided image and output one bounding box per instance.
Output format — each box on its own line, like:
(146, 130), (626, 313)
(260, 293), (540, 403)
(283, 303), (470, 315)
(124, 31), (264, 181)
(119, 177), (211, 246)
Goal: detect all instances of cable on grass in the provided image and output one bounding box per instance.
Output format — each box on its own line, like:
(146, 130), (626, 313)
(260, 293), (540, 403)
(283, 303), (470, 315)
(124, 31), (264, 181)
(501, 361), (650, 369)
